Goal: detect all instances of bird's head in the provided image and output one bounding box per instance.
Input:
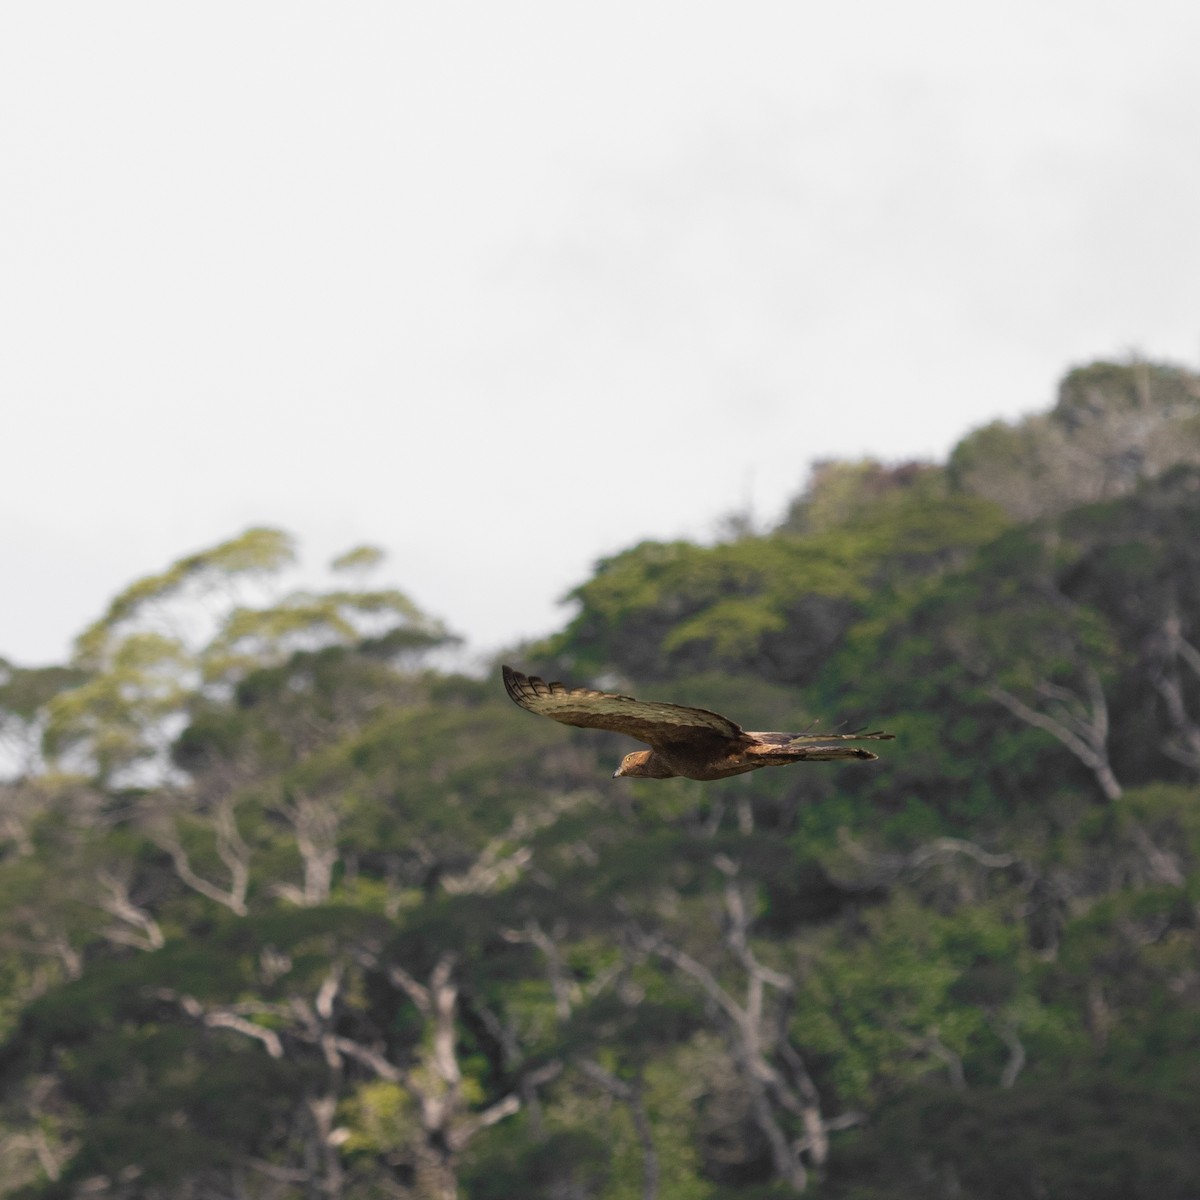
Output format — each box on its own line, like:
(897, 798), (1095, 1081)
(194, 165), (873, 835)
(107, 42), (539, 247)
(613, 750), (675, 779)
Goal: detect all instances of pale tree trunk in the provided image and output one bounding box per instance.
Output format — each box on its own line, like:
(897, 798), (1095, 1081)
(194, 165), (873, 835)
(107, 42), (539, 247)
(379, 954), (561, 1195)
(272, 792), (340, 906)
(578, 1060), (659, 1200)
(1149, 611), (1200, 773)
(995, 1019), (1027, 1088)
(412, 1144), (459, 1200)
(304, 1093), (345, 1200)
(636, 856), (860, 1193)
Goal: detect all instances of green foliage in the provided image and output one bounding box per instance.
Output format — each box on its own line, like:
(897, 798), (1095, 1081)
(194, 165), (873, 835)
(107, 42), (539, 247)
(795, 896), (1053, 1106)
(330, 543), (387, 575)
(0, 660), (87, 724)
(25, 529), (453, 786)
(72, 526), (297, 671)
(948, 357), (1200, 520)
(202, 586), (448, 685)
(545, 470), (1008, 689)
(4, 360), (1200, 1196)
(823, 1073), (1200, 1200)
(546, 536), (867, 683)
(42, 632), (193, 780)
(466, 1125), (612, 1200)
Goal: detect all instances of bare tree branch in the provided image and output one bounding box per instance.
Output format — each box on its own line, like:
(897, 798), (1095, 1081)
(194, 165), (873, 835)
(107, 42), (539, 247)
(834, 829), (1020, 891)
(984, 671), (1123, 802)
(156, 989), (285, 1058)
(149, 799), (251, 915)
(995, 1019), (1026, 1089)
(632, 858), (857, 1193)
(386, 961), (431, 1013)
(919, 1028), (967, 1090)
(327, 1036), (405, 1083)
(578, 1060), (660, 1200)
(503, 919), (576, 1018)
(95, 870), (164, 951)
(442, 790), (593, 895)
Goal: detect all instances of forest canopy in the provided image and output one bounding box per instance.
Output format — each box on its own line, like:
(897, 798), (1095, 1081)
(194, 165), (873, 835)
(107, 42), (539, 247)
(2, 357), (1200, 1199)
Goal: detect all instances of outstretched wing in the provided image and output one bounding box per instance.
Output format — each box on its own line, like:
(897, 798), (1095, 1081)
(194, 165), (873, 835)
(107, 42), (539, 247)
(502, 666), (744, 750)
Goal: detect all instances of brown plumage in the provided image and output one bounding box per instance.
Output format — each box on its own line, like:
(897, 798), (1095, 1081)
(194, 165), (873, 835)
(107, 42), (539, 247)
(502, 665), (894, 781)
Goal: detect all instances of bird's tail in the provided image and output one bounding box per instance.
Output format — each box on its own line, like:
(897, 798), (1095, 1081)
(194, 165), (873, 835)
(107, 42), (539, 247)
(747, 728), (894, 764)
(750, 729), (895, 744)
(759, 743), (881, 763)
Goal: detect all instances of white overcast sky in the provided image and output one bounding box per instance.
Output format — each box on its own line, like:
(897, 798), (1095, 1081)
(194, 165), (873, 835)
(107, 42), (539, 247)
(3, 1), (1200, 668)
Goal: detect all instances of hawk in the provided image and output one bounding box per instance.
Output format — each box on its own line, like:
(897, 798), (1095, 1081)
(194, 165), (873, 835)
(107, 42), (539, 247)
(503, 666), (893, 781)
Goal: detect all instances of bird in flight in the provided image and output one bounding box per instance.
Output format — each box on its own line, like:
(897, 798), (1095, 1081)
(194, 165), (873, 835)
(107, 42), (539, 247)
(503, 666), (893, 781)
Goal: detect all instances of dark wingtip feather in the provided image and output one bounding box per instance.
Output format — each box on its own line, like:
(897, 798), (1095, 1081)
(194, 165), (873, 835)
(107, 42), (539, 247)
(501, 664), (525, 704)
(503, 665), (560, 709)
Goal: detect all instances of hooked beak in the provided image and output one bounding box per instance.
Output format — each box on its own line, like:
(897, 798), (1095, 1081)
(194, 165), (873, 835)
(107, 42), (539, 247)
(612, 765), (624, 778)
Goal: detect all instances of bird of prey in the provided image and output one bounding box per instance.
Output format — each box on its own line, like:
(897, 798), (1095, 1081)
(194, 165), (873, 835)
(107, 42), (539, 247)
(503, 665), (893, 781)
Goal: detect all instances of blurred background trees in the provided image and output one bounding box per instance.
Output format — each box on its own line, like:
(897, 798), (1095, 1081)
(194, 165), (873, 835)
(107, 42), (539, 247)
(1, 357), (1199, 1198)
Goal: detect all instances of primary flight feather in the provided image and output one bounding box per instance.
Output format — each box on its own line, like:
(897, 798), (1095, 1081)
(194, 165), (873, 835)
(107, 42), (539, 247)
(502, 666), (893, 781)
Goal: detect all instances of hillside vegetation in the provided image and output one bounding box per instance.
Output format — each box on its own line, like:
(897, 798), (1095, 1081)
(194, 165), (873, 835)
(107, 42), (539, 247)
(2, 358), (1200, 1199)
